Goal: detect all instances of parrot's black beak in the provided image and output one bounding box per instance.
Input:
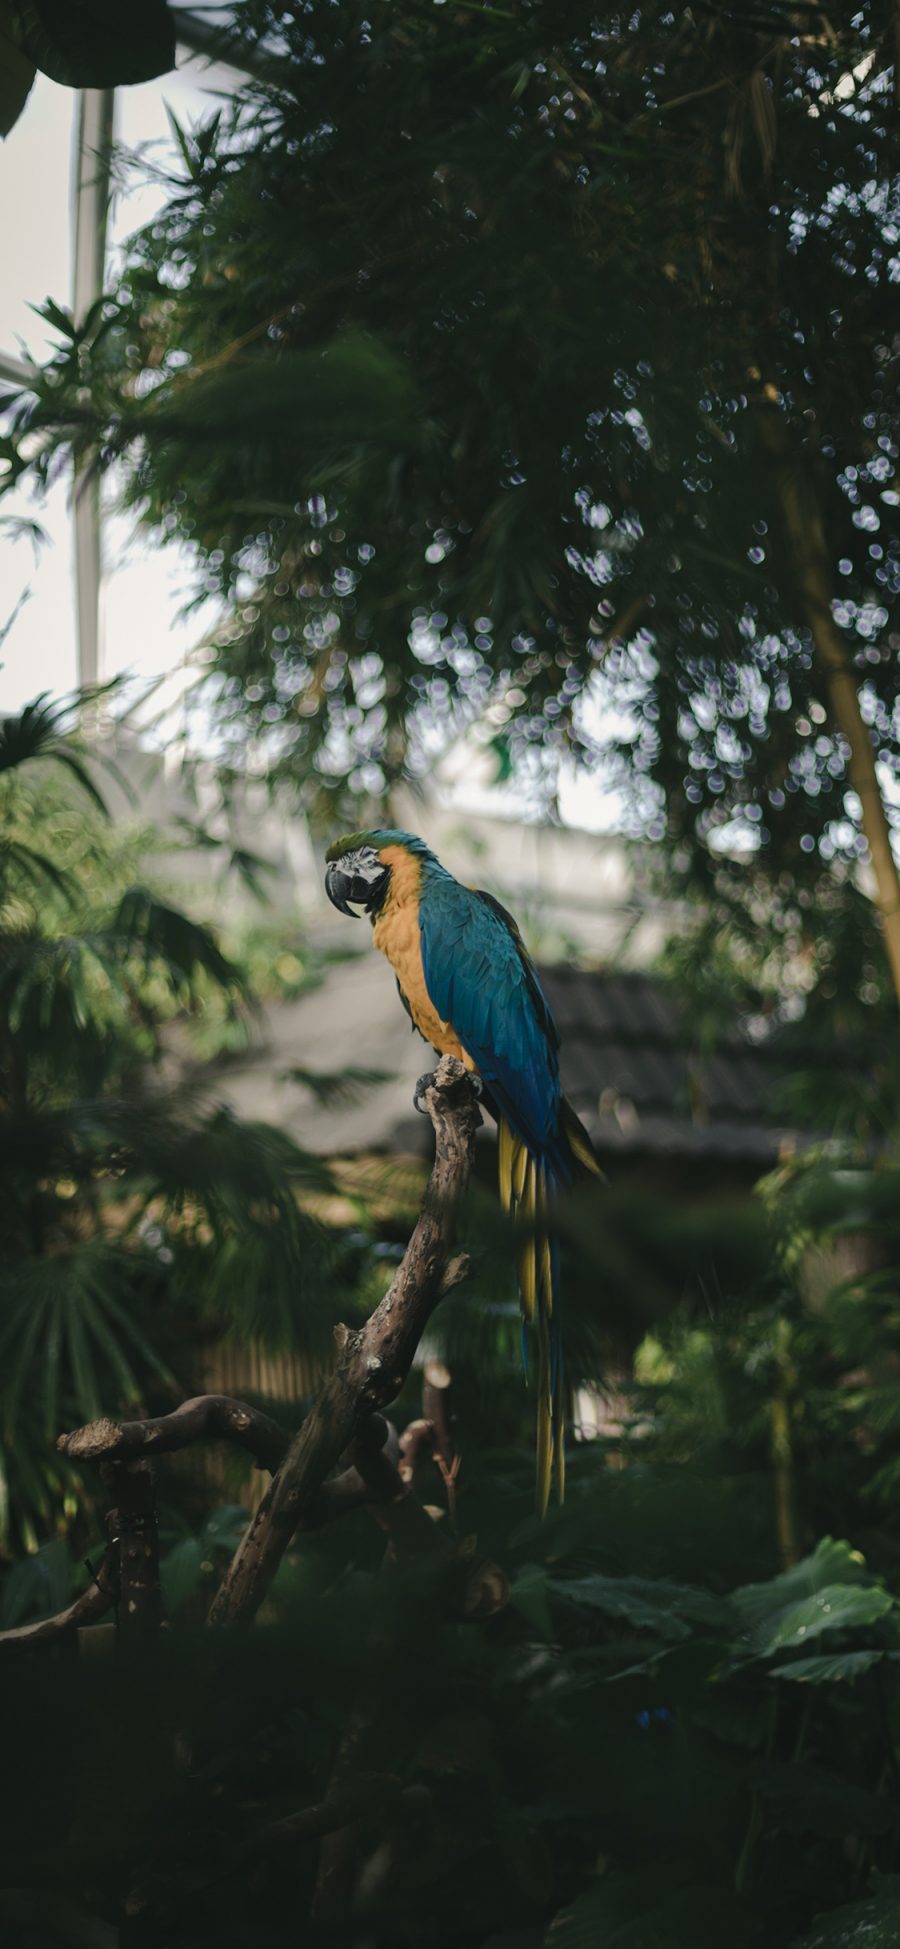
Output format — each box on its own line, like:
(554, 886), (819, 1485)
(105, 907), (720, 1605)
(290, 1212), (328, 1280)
(325, 862), (360, 917)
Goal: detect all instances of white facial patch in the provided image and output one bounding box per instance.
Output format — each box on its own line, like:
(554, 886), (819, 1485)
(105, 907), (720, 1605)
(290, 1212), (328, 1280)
(340, 846), (385, 884)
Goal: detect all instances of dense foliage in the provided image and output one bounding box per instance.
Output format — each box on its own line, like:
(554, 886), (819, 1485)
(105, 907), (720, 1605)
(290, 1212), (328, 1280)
(7, 1155), (900, 1946)
(4, 5), (897, 861)
(0, 693), (342, 1551)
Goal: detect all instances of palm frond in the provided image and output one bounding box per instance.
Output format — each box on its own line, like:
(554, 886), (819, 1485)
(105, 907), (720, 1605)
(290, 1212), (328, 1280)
(283, 1064), (395, 1107)
(114, 886), (246, 999)
(0, 1245), (177, 1442)
(0, 693), (109, 815)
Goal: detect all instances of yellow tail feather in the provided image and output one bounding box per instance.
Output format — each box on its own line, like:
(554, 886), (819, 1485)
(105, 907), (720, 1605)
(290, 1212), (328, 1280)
(536, 1310), (554, 1520)
(498, 1122), (564, 1515)
(554, 1377), (566, 1503)
(561, 1097), (605, 1181)
(498, 1120), (514, 1208)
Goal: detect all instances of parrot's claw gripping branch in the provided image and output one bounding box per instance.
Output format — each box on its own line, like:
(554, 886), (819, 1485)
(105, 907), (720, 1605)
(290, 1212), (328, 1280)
(414, 1068), (482, 1113)
(413, 1068), (438, 1112)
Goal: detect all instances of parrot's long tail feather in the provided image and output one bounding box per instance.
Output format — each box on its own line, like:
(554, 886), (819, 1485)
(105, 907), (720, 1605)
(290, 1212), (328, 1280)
(500, 1121), (565, 1516)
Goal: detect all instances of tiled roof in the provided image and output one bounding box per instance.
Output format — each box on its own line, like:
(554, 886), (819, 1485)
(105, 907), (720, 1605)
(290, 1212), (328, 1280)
(541, 967), (793, 1165)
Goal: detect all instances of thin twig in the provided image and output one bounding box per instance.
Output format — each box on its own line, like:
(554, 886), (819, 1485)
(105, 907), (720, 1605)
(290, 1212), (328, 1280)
(0, 1545), (117, 1656)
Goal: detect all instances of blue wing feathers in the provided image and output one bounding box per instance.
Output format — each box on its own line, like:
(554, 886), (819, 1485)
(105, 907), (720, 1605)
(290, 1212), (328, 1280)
(419, 876), (565, 1167)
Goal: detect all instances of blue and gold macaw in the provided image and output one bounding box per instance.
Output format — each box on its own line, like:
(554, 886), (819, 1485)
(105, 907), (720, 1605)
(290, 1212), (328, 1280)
(324, 828), (600, 1512)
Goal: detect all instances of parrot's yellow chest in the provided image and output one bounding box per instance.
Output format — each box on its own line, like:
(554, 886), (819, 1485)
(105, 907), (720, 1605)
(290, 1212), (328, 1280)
(371, 847), (473, 1067)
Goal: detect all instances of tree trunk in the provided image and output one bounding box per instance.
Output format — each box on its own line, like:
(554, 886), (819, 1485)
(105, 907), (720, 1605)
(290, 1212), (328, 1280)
(760, 406), (900, 1004)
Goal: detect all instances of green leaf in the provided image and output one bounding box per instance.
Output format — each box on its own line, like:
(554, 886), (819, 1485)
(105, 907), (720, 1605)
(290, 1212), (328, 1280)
(114, 886), (244, 996)
(0, 21), (35, 136)
(545, 1876), (755, 1949)
(0, 692), (108, 814)
(33, 296), (76, 342)
(0, 1889), (116, 1948)
(45, 748), (110, 819)
(8, 0), (175, 88)
(160, 1537), (203, 1613)
(0, 691), (68, 770)
(508, 1562), (554, 1637)
(284, 1065), (394, 1107)
(771, 1649), (886, 1684)
(732, 1538), (872, 1632)
(751, 1761), (896, 1839)
(2, 838), (75, 901)
(132, 338), (421, 454)
(790, 1882), (900, 1949)
(201, 1504), (250, 1555)
(731, 1538), (892, 1657)
(548, 1571), (730, 1644)
(0, 1537), (71, 1627)
(226, 844), (277, 900)
(494, 1798), (553, 1905)
(750, 1583), (893, 1660)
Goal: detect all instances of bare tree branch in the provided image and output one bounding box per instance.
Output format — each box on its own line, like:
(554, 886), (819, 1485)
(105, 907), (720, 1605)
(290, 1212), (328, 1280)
(0, 1546), (117, 1656)
(57, 1394), (291, 1475)
(207, 1056), (481, 1629)
(397, 1417), (438, 1483)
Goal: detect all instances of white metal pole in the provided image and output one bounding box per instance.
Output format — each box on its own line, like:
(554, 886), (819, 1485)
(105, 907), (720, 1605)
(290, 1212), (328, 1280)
(72, 88), (115, 694)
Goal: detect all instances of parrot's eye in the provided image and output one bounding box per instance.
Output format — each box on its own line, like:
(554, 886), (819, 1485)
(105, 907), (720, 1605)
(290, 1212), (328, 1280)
(325, 848), (390, 920)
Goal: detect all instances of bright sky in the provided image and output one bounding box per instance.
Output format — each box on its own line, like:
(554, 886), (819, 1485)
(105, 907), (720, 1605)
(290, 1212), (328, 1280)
(0, 53), (619, 831)
(0, 54), (237, 732)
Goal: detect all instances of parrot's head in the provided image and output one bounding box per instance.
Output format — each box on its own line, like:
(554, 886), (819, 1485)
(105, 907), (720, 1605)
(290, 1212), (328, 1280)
(324, 829), (431, 919)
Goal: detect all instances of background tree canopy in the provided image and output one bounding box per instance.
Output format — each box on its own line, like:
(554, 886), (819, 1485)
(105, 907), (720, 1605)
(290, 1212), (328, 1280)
(5, 11), (900, 1943)
(4, 0), (899, 996)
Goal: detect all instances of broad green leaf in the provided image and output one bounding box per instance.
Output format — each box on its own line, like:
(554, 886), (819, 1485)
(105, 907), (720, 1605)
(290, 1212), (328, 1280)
(0, 1889), (116, 1948)
(160, 1538), (203, 1614)
(790, 1882), (900, 1949)
(732, 1538), (872, 1632)
(201, 1505), (250, 1556)
(161, 1509), (248, 1613)
(549, 1572), (730, 1643)
(545, 1876), (755, 1949)
(8, 0), (175, 88)
(0, 1537), (71, 1627)
(0, 22), (34, 136)
(752, 1583), (893, 1660)
(751, 1761), (896, 1839)
(771, 1649), (886, 1684)
(494, 1798), (553, 1905)
(508, 1562), (554, 1637)
(731, 1539), (891, 1657)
